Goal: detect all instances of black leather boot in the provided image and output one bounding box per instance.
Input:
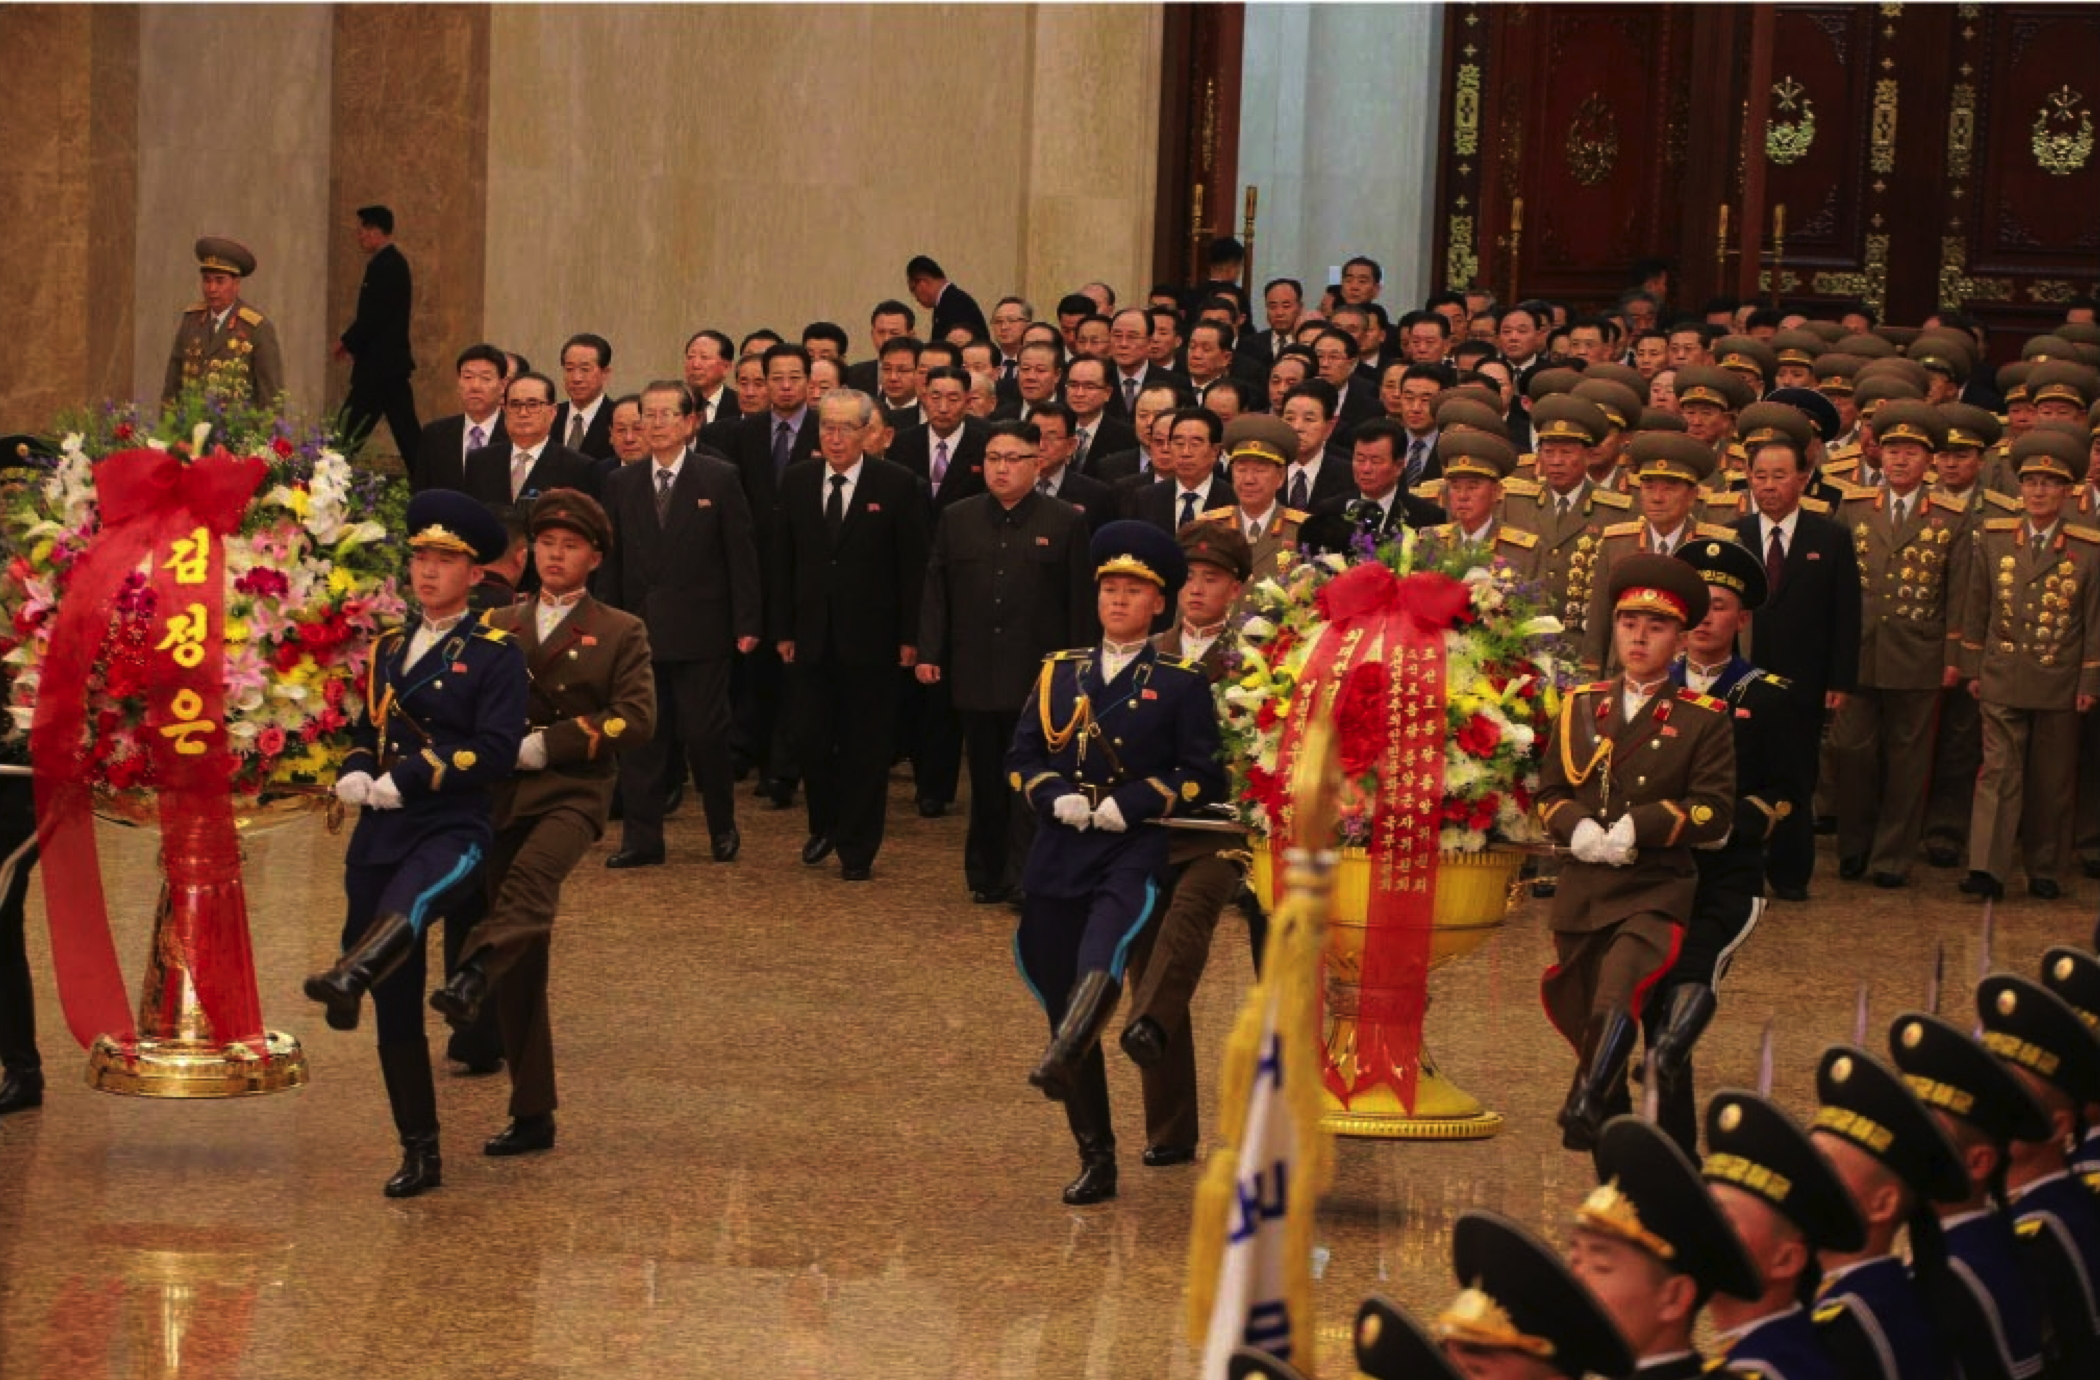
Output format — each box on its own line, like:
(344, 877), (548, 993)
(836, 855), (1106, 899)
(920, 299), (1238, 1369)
(429, 954), (490, 1028)
(377, 1040), (442, 1198)
(1060, 1045), (1118, 1205)
(1649, 984), (1716, 1104)
(1029, 971), (1122, 1102)
(304, 912), (420, 1032)
(0, 1065), (43, 1117)
(1559, 1010), (1636, 1152)
(1118, 1015), (1169, 1069)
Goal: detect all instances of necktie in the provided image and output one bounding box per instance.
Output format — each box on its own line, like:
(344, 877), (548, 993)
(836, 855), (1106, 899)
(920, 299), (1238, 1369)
(826, 473), (847, 539)
(1765, 526), (1785, 593)
(655, 466), (674, 524)
(932, 438), (950, 486)
(511, 450), (533, 499)
(566, 412), (584, 450)
(1247, 518), (1262, 542)
(1037, 477), (1054, 497)
(1557, 493), (1573, 519)
(1653, 531), (1671, 557)
(1073, 428), (1091, 472)
(773, 420), (794, 475)
(1405, 438), (1427, 485)
(1123, 378), (1138, 413)
(1179, 491), (1199, 527)
(1002, 359), (1017, 382)
(468, 423), (486, 452)
(1891, 494), (1909, 530)
(1288, 469), (1309, 511)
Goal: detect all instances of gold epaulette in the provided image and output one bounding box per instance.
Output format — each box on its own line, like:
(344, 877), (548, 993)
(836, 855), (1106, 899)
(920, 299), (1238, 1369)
(1578, 680), (1616, 694)
(1280, 507), (1309, 523)
(1813, 1301), (1850, 1327)
(1590, 488), (1633, 509)
(237, 305), (264, 326)
(1983, 490), (2022, 511)
(1417, 479), (1446, 500)
(1695, 523), (1740, 540)
(1155, 653), (1202, 673)
(1759, 670), (1793, 691)
(1046, 648), (1088, 661)
(1199, 506), (1237, 522)
(1985, 517), (2022, 531)
(473, 623), (513, 643)
(1726, 441), (1748, 462)
(1929, 492), (1967, 514)
(1503, 477), (1542, 497)
(186, 301), (207, 313)
(1603, 520), (1643, 538)
(1424, 523), (1455, 539)
(1676, 688), (1727, 713)
(1800, 495), (1832, 514)
(1833, 481), (1875, 503)
(1497, 527), (1539, 548)
(2066, 524), (2100, 544)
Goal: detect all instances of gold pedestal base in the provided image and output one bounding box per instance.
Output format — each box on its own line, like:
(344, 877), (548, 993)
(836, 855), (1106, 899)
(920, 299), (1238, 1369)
(1318, 1044), (1503, 1141)
(86, 1031), (308, 1099)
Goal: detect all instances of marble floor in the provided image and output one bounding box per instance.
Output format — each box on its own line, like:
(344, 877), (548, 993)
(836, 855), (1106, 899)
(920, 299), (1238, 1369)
(0, 774), (2087, 1379)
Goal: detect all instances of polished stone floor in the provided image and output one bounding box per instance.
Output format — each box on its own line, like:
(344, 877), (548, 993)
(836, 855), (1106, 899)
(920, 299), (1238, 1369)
(0, 775), (2088, 1378)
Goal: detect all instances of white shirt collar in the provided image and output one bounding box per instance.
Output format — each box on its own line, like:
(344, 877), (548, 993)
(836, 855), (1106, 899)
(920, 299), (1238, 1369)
(651, 451), (685, 484)
(1760, 508), (1799, 543)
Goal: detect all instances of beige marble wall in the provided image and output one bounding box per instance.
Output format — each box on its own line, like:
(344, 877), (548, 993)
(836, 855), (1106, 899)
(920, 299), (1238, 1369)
(484, 4), (1160, 382)
(0, 5), (137, 431)
(326, 5), (491, 446)
(131, 5), (334, 413)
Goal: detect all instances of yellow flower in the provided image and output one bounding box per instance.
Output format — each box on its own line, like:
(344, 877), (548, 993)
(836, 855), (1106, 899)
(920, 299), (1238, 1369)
(223, 616), (249, 643)
(326, 567), (355, 596)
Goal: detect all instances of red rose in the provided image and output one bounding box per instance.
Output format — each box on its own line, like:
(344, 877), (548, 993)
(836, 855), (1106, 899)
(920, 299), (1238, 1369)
(1456, 713), (1501, 757)
(257, 726), (286, 756)
(271, 436), (294, 458)
(1334, 660), (1391, 777)
(1255, 700), (1280, 732)
(115, 423), (134, 440)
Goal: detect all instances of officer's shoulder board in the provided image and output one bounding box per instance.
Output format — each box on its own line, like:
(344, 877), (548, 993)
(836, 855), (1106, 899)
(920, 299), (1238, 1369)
(1046, 648), (1089, 662)
(2066, 524), (2100, 545)
(1982, 489), (2022, 512)
(1603, 520), (1644, 538)
(1416, 478), (1446, 499)
(1576, 680), (1616, 695)
(236, 305), (265, 326)
(1589, 488), (1634, 510)
(1929, 492), (1967, 514)
(1798, 494), (1833, 514)
(1424, 523), (1454, 539)
(472, 623), (514, 644)
(1280, 507), (1310, 524)
(1496, 527), (1539, 549)
(1198, 506), (1237, 523)
(1502, 476), (1542, 498)
(1832, 480), (1876, 503)
(186, 301), (208, 314)
(1694, 523), (1740, 541)
(1154, 652), (1203, 674)
(1676, 687), (1727, 714)
(1756, 670), (1793, 692)
(1984, 517), (2023, 531)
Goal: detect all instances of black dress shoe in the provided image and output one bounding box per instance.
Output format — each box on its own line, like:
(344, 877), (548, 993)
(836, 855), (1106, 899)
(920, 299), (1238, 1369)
(605, 847), (665, 869)
(1925, 844), (1962, 869)
(1838, 855), (1868, 881)
(484, 1115), (557, 1157)
(761, 778), (796, 809)
(1771, 885), (1810, 903)
(449, 1056), (504, 1077)
(801, 835), (835, 865)
(1141, 1145), (1197, 1168)
(662, 782), (684, 816)
(2029, 878), (2064, 900)
(0, 1068), (45, 1117)
(1871, 872), (1906, 890)
(1119, 1016), (1169, 1069)
(841, 865), (872, 882)
(917, 798), (947, 819)
(1062, 1159), (1118, 1205)
(385, 1134), (442, 1198)
(1958, 870), (2005, 900)
(711, 828), (741, 863)
(429, 962), (489, 1027)
(970, 887), (1012, 905)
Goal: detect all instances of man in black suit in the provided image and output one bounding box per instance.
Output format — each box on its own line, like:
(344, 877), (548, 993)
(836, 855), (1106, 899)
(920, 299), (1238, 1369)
(1182, 321), (1245, 409)
(917, 419), (1098, 902)
(1277, 381), (1361, 512)
(907, 254), (989, 343)
(1311, 418), (1447, 538)
(598, 381), (762, 867)
(334, 204), (419, 457)
(1088, 380), (1186, 485)
(991, 340), (1065, 424)
(1061, 357), (1138, 478)
(1130, 408), (1231, 535)
(410, 343), (508, 493)
(1031, 402), (1116, 533)
(1733, 431), (1861, 902)
(845, 300), (918, 397)
(681, 330), (740, 430)
(1104, 308), (1187, 420)
(772, 390), (931, 881)
(1311, 329), (1382, 443)
(463, 372), (600, 507)
(1235, 277), (1302, 372)
(551, 333), (617, 463)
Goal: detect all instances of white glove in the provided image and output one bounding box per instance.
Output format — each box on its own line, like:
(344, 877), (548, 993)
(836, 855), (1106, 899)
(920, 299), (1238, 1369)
(1092, 797), (1127, 833)
(517, 731), (547, 771)
(333, 771), (373, 806)
(1570, 818), (1608, 864)
(1604, 813), (1638, 865)
(365, 773), (403, 810)
(1052, 794), (1094, 831)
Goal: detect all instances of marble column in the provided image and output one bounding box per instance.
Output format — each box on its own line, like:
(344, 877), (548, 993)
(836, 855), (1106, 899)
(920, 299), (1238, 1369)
(1237, 5), (1445, 309)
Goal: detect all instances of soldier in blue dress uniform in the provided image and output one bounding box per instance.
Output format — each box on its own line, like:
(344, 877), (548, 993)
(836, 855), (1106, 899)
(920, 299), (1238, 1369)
(1006, 520), (1225, 1206)
(1701, 1090), (1865, 1380)
(1887, 1010), (2051, 1380)
(2037, 939), (2100, 1193)
(1977, 973), (2100, 1376)
(1806, 1044), (1968, 1380)
(302, 491), (528, 1197)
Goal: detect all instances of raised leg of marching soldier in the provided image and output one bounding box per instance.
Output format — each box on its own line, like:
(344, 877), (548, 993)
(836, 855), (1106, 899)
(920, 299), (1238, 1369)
(1119, 850), (1248, 1164)
(1922, 686), (1980, 867)
(1831, 687), (1938, 883)
(1641, 849), (1760, 1159)
(439, 889), (503, 1073)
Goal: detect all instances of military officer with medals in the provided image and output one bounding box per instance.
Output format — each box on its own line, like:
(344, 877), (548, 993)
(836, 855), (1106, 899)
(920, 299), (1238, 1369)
(1536, 554), (1736, 1151)
(1006, 520), (1225, 1205)
(1954, 428), (2100, 901)
(1577, 432), (1740, 676)
(1197, 415), (1306, 597)
(1500, 393), (1632, 642)
(429, 490), (655, 1158)
(160, 236), (285, 408)
(1977, 973), (2100, 1375)
(1888, 1009), (2052, 1380)
(1823, 375), (1925, 491)
(1416, 429), (1541, 578)
(1567, 1115), (1762, 1380)
(1702, 1090), (1867, 1380)
(303, 491), (529, 1197)
(1806, 1045), (1969, 1380)
(1698, 400), (1844, 522)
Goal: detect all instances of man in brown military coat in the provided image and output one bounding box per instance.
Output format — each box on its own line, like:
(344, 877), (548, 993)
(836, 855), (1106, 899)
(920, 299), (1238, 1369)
(161, 236), (285, 408)
(1578, 432), (1741, 676)
(431, 489), (657, 1155)
(1196, 415), (1306, 599)
(1498, 393), (1633, 639)
(1955, 430), (2100, 901)
(1536, 553), (1735, 1152)
(1415, 429), (1541, 579)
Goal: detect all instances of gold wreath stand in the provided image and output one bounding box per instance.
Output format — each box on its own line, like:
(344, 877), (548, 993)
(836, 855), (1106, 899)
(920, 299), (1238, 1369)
(1251, 844), (1526, 1140)
(82, 790), (324, 1098)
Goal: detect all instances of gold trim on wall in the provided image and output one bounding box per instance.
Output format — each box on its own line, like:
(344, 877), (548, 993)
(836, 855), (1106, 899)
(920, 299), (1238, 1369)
(1814, 233), (1889, 317)
(1937, 235), (2014, 310)
(1947, 83), (1975, 180)
(1766, 76), (1816, 165)
(1448, 216), (1479, 293)
(1453, 65), (1481, 157)
(1870, 79), (1899, 175)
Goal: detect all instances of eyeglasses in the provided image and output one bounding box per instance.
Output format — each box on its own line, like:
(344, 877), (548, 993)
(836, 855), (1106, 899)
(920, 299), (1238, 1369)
(817, 421), (864, 436)
(985, 451), (1040, 464)
(640, 409), (687, 422)
(1065, 379), (1108, 392)
(505, 399), (553, 412)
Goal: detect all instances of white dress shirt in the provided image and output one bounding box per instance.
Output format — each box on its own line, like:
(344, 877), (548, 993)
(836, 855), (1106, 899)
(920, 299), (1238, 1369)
(821, 459), (865, 515)
(405, 610), (468, 668)
(1100, 636), (1147, 682)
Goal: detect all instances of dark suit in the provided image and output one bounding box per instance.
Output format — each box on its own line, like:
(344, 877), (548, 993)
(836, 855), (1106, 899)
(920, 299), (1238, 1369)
(1733, 508), (1861, 893)
(551, 399), (616, 462)
(1104, 364), (1189, 419)
(842, 359), (879, 397)
(339, 242), (419, 455)
(1331, 379), (1382, 442)
(931, 282), (990, 343)
(1235, 328), (1286, 368)
(771, 458), (931, 871)
(599, 451), (764, 845)
(889, 419), (990, 515)
(1282, 452), (1358, 513)
(411, 412), (506, 494)
(728, 408), (822, 789)
(1131, 475), (1230, 535)
(462, 440), (600, 507)
(1312, 488), (1446, 539)
(889, 418), (991, 805)
(1039, 470), (1117, 534)
(1070, 414), (1137, 477)
(1087, 447), (1153, 486)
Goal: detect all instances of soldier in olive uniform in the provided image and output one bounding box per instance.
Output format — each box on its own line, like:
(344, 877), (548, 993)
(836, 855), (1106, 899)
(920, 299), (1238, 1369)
(1954, 429), (2100, 900)
(1198, 415), (1306, 598)
(1499, 393), (1633, 642)
(160, 236), (285, 409)
(1823, 375), (1925, 491)
(430, 490), (657, 1158)
(1578, 433), (1740, 676)
(1571, 376), (1647, 489)
(1537, 554), (1736, 1151)
(1828, 401), (1968, 887)
(1415, 429), (1541, 580)
(1982, 363), (2034, 497)
(1674, 365), (1756, 489)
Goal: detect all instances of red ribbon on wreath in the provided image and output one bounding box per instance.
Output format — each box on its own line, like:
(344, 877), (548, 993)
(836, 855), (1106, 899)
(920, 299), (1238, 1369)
(1274, 561), (1471, 1110)
(30, 447), (266, 1050)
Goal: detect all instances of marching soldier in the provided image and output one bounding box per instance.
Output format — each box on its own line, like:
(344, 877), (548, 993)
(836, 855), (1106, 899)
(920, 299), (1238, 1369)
(1567, 1115), (1761, 1380)
(430, 490), (656, 1158)
(1828, 400), (1964, 888)
(1887, 1010), (2051, 1380)
(1953, 428), (2100, 901)
(1806, 1045), (1968, 1380)
(1701, 1091), (1866, 1380)
(1416, 430), (1541, 580)
(1007, 520), (1225, 1205)
(1577, 432), (1739, 676)
(302, 492), (529, 1197)
(1536, 554), (1735, 1151)
(160, 236), (285, 408)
